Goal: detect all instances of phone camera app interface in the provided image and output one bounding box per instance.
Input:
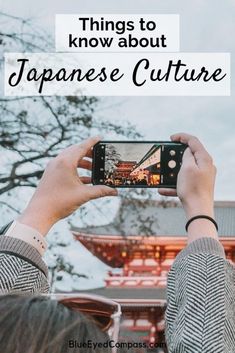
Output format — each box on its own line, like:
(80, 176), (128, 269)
(103, 143), (161, 187)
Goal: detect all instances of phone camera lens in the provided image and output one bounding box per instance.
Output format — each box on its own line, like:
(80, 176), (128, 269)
(169, 150), (176, 156)
(168, 160), (177, 169)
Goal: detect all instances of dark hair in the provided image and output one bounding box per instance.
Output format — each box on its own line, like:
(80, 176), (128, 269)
(0, 294), (111, 353)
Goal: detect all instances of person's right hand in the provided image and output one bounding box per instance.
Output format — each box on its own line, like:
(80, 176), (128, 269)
(159, 133), (217, 221)
(18, 136), (118, 235)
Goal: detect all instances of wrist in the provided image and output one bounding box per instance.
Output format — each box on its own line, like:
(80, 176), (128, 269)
(2, 221), (47, 256)
(182, 198), (214, 220)
(18, 208), (55, 236)
(182, 198), (218, 243)
(186, 217), (218, 243)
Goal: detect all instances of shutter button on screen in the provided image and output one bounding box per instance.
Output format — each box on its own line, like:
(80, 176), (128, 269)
(168, 160), (177, 169)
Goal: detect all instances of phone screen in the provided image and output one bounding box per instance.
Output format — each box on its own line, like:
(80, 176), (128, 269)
(92, 141), (186, 188)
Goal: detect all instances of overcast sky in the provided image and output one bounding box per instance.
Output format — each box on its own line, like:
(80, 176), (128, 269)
(106, 143), (154, 161)
(1, 0), (235, 200)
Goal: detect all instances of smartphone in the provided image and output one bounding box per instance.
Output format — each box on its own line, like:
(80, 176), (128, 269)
(92, 141), (187, 188)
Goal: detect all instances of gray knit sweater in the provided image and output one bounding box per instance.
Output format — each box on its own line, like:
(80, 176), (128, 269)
(0, 235), (234, 352)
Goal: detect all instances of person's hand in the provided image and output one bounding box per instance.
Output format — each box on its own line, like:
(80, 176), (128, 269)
(159, 133), (217, 241)
(159, 132), (216, 218)
(18, 137), (118, 235)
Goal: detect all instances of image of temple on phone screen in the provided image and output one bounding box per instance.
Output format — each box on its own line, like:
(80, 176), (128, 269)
(104, 143), (161, 186)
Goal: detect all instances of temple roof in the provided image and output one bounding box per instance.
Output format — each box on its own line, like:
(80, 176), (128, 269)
(72, 200), (235, 237)
(58, 287), (166, 301)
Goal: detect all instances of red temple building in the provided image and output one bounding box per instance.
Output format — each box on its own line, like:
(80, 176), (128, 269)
(113, 161), (137, 179)
(71, 200), (235, 351)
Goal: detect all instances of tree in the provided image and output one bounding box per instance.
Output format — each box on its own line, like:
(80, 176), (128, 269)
(0, 12), (141, 291)
(104, 143), (122, 176)
(0, 12), (140, 199)
(0, 95), (139, 195)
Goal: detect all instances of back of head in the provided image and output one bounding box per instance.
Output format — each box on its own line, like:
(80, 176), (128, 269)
(0, 294), (111, 353)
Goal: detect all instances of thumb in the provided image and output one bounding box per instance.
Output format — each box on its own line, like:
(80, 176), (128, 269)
(158, 188), (177, 197)
(86, 185), (118, 201)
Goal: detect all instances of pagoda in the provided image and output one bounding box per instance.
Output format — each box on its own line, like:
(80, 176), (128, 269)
(71, 200), (235, 349)
(113, 160), (136, 179)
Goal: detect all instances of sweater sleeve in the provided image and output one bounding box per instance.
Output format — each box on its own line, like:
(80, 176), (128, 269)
(165, 237), (235, 353)
(0, 236), (49, 294)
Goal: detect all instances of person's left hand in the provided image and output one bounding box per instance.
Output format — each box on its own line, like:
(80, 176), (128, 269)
(19, 136), (118, 235)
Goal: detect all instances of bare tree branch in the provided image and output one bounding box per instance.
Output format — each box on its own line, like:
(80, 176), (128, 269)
(0, 201), (20, 214)
(0, 11), (142, 290)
